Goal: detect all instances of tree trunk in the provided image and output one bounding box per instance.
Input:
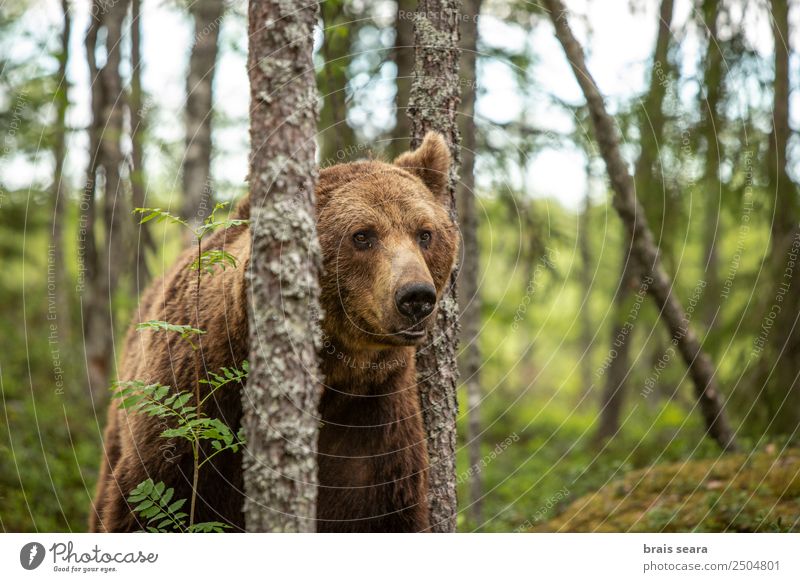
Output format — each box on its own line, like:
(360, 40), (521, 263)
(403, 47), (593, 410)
(242, 0), (323, 533)
(595, 251), (641, 440)
(457, 0), (482, 527)
(595, 0), (673, 441)
(390, 0), (415, 157)
(545, 0), (738, 452)
(318, 0), (358, 166)
(182, 0), (224, 231)
(51, 0), (71, 346)
(82, 0), (129, 399)
(129, 0), (153, 291)
(755, 0), (800, 436)
(408, 0), (462, 532)
(699, 0), (724, 330)
(577, 177), (593, 403)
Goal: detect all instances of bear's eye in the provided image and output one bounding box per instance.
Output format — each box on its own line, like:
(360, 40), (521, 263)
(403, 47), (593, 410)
(418, 230), (433, 248)
(352, 230), (375, 250)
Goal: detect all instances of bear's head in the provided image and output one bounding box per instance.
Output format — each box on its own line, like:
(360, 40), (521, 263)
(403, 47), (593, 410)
(316, 132), (458, 352)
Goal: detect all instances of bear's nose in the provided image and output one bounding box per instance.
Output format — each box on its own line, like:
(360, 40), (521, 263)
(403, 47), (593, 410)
(395, 283), (437, 321)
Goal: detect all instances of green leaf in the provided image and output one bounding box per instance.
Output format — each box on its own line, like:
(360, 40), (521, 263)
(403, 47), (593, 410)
(141, 505), (161, 519)
(133, 207), (189, 229)
(153, 481), (165, 499)
(133, 500), (154, 512)
(168, 498), (187, 513)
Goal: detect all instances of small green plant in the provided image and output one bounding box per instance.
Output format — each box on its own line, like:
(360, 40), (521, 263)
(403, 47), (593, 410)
(127, 479), (230, 533)
(117, 203), (249, 532)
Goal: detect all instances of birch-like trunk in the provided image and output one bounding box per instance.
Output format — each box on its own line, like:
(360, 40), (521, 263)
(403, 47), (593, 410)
(242, 0), (323, 533)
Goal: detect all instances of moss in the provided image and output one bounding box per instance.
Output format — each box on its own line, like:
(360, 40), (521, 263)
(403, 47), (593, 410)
(531, 448), (800, 532)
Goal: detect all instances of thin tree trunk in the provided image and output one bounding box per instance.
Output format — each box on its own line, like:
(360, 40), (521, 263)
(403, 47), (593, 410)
(318, 0), (358, 166)
(595, 251), (640, 440)
(83, 0), (129, 399)
(130, 0), (153, 291)
(242, 0), (322, 533)
(595, 0), (673, 441)
(457, 0), (482, 527)
(408, 0), (462, 532)
(699, 0), (724, 329)
(545, 0), (738, 452)
(182, 0), (224, 231)
(578, 179), (593, 402)
(756, 0), (800, 436)
(390, 0), (415, 157)
(51, 0), (71, 345)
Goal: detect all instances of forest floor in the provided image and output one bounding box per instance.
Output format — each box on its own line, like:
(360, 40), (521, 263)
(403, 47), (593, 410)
(531, 447), (800, 532)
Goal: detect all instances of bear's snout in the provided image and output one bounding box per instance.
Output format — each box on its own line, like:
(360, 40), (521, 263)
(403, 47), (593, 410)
(395, 282), (437, 322)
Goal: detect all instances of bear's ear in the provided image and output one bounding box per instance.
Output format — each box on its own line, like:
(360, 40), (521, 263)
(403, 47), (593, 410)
(393, 132), (451, 201)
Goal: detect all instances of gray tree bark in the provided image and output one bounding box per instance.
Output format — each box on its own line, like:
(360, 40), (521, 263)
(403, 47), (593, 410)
(699, 0), (724, 329)
(545, 0), (738, 451)
(408, 0), (462, 532)
(457, 0), (482, 527)
(83, 0), (129, 399)
(51, 0), (71, 345)
(130, 0), (153, 291)
(578, 168), (594, 402)
(182, 0), (224, 231)
(390, 0), (415, 157)
(755, 0), (800, 436)
(318, 0), (358, 165)
(242, 0), (323, 533)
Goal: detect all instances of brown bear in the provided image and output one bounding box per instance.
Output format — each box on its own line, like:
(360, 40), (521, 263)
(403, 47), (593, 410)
(90, 132), (458, 533)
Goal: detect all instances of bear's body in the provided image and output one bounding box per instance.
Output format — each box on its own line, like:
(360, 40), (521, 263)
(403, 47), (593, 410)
(90, 134), (457, 533)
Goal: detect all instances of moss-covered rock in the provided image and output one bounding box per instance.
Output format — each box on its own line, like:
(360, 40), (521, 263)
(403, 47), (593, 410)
(532, 448), (800, 532)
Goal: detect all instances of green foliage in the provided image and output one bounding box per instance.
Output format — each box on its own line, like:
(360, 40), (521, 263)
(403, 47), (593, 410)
(190, 249), (239, 275)
(113, 364), (248, 532)
(136, 320), (206, 349)
(133, 207), (189, 229)
(194, 202), (249, 240)
(127, 479), (229, 533)
(135, 202), (248, 243)
(114, 381), (196, 421)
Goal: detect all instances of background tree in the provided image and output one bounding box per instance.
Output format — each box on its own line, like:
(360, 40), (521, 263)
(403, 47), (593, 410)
(182, 0), (225, 230)
(242, 0), (323, 532)
(50, 0), (71, 342)
(129, 0), (153, 289)
(390, 0), (415, 157)
(407, 0), (462, 532)
(754, 0), (799, 437)
(318, 0), (358, 165)
(457, 0), (483, 527)
(595, 0), (675, 441)
(82, 0), (130, 399)
(544, 0), (738, 452)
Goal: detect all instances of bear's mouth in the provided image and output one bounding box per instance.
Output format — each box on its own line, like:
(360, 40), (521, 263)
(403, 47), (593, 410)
(393, 328), (427, 344)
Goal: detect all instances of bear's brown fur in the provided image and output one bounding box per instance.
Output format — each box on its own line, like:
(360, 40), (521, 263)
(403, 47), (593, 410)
(90, 133), (457, 533)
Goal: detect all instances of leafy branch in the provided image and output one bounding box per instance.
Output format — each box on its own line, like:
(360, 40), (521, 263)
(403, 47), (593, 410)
(124, 202), (250, 532)
(136, 320), (206, 349)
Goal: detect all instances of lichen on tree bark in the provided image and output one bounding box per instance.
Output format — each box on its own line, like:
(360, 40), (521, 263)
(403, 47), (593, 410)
(242, 0), (322, 532)
(407, 0), (463, 532)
